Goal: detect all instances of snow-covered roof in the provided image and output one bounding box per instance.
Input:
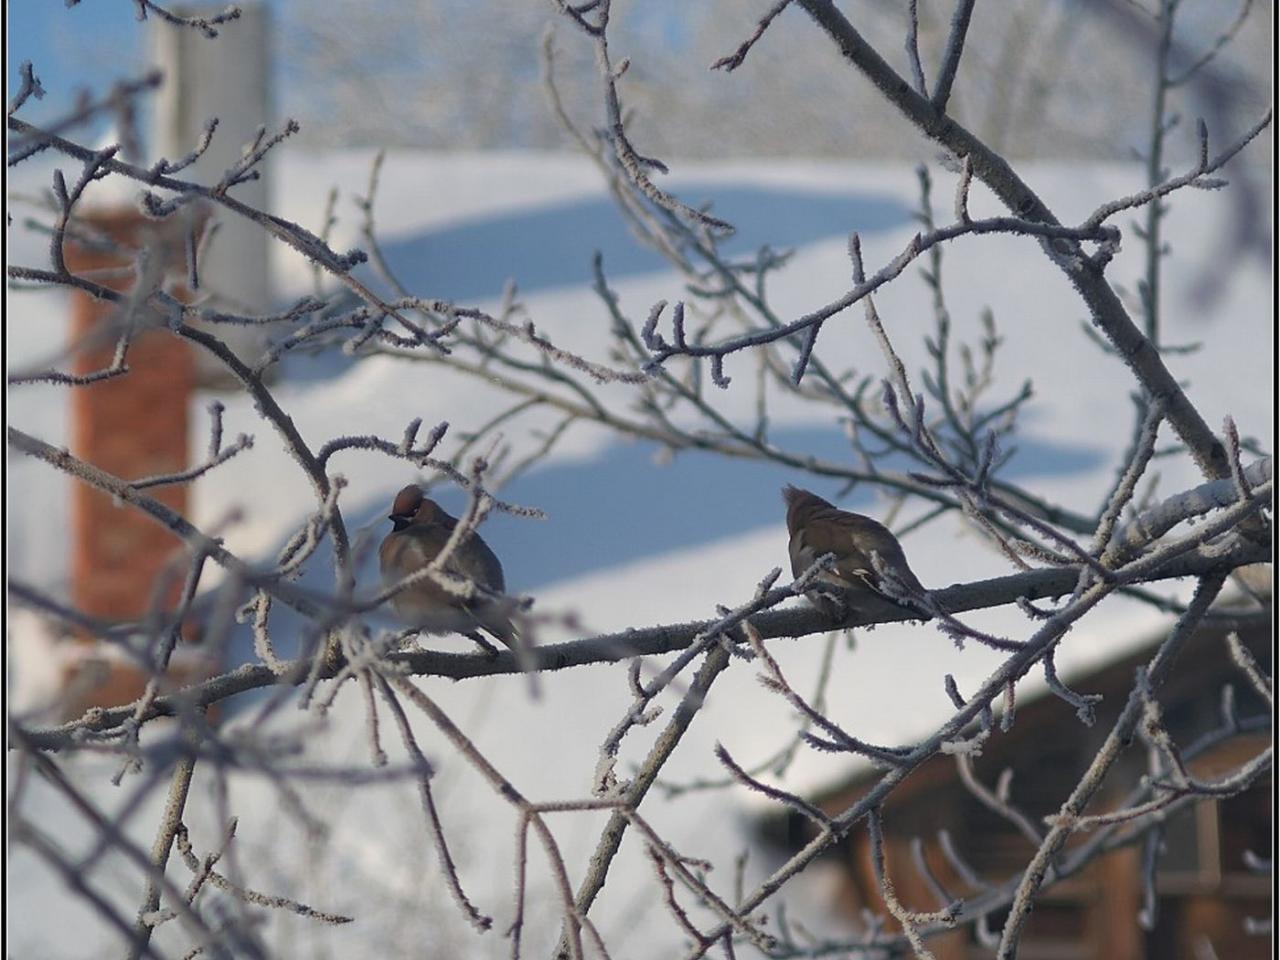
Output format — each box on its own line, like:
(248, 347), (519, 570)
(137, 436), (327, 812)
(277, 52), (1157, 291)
(6, 149), (1272, 957)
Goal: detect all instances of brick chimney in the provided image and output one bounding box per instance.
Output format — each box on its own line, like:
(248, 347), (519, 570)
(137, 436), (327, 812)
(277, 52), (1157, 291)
(58, 207), (212, 718)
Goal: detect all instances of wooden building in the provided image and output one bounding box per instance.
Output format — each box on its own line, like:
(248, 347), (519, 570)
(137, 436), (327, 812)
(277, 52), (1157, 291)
(759, 603), (1272, 959)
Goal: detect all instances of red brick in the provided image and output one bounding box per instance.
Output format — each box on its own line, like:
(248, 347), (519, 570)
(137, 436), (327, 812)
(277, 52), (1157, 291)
(60, 208), (207, 711)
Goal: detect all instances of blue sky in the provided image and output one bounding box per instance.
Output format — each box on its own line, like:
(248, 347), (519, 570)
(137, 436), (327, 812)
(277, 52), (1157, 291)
(10, 2), (142, 110)
(7, 1), (282, 128)
(6, 0), (681, 127)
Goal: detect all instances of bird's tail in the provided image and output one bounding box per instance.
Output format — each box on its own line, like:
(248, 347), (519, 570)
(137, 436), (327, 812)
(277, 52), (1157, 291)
(469, 596), (525, 653)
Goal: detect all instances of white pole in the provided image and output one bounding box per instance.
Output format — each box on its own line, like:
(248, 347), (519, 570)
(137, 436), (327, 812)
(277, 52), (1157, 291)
(150, 3), (274, 385)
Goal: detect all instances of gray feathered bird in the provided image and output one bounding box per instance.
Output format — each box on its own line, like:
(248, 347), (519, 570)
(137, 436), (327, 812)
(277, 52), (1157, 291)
(379, 484), (518, 651)
(783, 485), (927, 619)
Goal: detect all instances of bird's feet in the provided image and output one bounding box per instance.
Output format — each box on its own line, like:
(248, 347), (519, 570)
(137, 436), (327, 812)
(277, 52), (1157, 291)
(464, 631), (501, 657)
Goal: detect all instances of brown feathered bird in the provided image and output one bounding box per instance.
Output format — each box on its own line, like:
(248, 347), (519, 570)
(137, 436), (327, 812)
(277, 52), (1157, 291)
(783, 485), (927, 620)
(378, 484), (519, 651)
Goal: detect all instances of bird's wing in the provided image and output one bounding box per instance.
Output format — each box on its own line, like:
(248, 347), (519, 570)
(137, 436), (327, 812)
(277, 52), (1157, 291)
(850, 517), (925, 594)
(798, 512), (876, 582)
(441, 532), (506, 595)
(805, 510), (930, 598)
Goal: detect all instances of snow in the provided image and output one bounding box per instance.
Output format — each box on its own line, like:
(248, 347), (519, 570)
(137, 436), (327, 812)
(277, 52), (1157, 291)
(5, 148), (1272, 957)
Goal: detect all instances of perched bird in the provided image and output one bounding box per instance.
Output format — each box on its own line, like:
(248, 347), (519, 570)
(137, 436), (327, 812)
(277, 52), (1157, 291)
(378, 484), (519, 651)
(782, 485), (928, 620)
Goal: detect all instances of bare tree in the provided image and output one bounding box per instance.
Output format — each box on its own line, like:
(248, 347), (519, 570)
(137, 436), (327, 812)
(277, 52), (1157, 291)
(6, 2), (1272, 959)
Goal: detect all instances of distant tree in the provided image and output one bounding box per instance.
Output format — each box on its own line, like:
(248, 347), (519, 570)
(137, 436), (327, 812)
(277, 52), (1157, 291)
(280, 1), (1272, 162)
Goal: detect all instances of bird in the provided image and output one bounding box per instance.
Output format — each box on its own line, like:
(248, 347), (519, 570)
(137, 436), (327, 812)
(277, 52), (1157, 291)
(782, 485), (928, 621)
(378, 484), (519, 652)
